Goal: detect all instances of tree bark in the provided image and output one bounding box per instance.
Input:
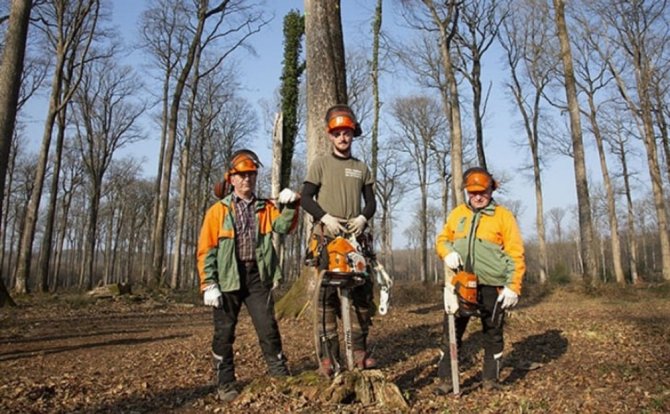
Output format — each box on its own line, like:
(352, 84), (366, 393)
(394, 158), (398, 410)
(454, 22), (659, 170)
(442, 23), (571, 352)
(423, 0), (465, 206)
(0, 0), (31, 305)
(553, 0), (598, 286)
(276, 0), (347, 318)
(152, 1), (210, 286)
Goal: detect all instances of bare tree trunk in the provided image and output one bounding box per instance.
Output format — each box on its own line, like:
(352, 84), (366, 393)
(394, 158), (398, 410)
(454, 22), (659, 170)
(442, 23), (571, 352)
(652, 83), (670, 186)
(585, 96), (625, 284)
(81, 181), (102, 290)
(15, 0), (100, 293)
(271, 113), (284, 269)
(370, 0), (382, 186)
(617, 138), (639, 283)
(423, 0), (465, 206)
(597, 0), (670, 281)
(53, 191), (74, 291)
(152, 0), (225, 286)
(37, 108), (68, 292)
(171, 46), (204, 290)
(0, 0), (31, 305)
(553, 0), (598, 286)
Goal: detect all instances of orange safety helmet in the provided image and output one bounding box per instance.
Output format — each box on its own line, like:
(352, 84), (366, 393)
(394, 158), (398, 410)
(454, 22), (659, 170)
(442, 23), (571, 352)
(325, 104), (362, 137)
(213, 149), (263, 199)
(224, 149), (262, 183)
(463, 167), (497, 192)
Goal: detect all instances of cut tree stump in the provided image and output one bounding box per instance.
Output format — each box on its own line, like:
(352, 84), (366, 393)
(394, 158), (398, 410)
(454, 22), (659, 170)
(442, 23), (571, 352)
(321, 369), (408, 409)
(239, 369), (408, 411)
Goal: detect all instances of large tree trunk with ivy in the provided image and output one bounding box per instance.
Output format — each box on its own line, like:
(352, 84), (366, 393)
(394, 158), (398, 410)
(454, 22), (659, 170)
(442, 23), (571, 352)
(276, 0), (347, 319)
(0, 0), (32, 306)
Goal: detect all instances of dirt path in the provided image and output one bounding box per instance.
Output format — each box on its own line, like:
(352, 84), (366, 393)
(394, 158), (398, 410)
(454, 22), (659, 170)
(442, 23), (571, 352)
(1, 284), (668, 413)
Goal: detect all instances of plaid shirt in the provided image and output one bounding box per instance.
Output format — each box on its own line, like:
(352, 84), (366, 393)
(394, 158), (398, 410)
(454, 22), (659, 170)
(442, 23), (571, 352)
(233, 194), (256, 261)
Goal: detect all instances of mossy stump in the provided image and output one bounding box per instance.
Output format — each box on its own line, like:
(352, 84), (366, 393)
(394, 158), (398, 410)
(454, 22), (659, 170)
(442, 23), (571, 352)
(321, 369), (408, 409)
(240, 369), (407, 411)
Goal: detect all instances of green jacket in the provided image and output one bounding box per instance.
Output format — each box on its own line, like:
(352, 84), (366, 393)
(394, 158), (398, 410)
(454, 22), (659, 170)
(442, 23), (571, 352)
(197, 193), (299, 292)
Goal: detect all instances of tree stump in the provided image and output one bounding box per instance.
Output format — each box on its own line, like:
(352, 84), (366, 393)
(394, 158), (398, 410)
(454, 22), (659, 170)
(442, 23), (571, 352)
(321, 369), (408, 410)
(240, 369), (408, 411)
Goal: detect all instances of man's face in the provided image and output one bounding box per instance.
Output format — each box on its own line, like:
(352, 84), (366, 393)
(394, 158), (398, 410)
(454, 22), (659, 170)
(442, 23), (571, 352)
(328, 127), (354, 155)
(230, 171), (257, 198)
(467, 187), (493, 209)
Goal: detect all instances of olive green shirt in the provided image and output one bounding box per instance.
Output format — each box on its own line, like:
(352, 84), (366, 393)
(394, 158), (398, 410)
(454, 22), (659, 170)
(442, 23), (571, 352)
(305, 154), (373, 220)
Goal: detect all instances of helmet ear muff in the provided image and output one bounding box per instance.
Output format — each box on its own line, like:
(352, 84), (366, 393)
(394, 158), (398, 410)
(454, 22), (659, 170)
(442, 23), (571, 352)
(213, 181), (227, 199)
(325, 104), (362, 137)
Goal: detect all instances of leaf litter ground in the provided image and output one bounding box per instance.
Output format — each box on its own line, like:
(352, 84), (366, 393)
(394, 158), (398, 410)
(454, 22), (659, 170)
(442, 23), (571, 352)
(1, 282), (668, 413)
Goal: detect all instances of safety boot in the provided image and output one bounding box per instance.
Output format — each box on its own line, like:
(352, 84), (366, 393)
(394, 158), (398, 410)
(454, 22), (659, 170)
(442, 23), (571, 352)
(481, 351), (503, 391)
(216, 382), (239, 402)
(481, 379), (502, 391)
(267, 352), (290, 377)
(354, 350), (377, 369)
(319, 358), (335, 377)
(434, 378), (453, 395)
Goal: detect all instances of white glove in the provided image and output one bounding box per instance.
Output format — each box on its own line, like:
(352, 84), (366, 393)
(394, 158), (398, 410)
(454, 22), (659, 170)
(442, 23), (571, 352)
(203, 284), (222, 308)
(497, 287), (518, 309)
(347, 215), (367, 236)
(320, 213), (346, 234)
(379, 287), (390, 315)
(444, 251), (463, 270)
(443, 284), (459, 314)
(277, 188), (298, 204)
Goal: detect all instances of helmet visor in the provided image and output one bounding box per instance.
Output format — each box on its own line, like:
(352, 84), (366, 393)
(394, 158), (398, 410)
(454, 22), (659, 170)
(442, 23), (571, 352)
(327, 114), (356, 133)
(464, 171), (492, 192)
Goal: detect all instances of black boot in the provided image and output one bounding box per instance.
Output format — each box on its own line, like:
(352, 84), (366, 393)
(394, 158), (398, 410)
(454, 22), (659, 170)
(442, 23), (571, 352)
(482, 351), (503, 390)
(267, 351), (290, 377)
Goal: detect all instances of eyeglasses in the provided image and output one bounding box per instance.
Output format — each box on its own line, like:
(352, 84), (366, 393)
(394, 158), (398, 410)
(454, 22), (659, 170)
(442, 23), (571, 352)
(233, 171), (257, 180)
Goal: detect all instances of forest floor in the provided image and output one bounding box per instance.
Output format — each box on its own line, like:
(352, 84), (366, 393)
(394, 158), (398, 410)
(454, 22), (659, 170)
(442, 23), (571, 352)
(0, 281), (669, 413)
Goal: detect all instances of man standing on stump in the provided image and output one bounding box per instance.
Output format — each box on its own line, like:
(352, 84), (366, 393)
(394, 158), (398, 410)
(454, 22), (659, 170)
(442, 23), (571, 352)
(301, 104), (377, 376)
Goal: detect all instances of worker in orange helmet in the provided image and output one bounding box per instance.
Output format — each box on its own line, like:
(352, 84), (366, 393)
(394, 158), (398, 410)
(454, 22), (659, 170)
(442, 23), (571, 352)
(435, 166), (526, 393)
(197, 149), (300, 402)
(301, 104), (377, 377)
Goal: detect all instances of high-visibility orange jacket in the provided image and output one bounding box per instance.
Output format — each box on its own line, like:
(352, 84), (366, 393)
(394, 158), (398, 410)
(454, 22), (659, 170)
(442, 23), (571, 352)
(197, 194), (299, 293)
(436, 199), (526, 295)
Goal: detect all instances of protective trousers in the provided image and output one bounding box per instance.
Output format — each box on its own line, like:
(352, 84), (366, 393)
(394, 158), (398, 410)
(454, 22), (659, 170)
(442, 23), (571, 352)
(438, 285), (504, 381)
(212, 261), (288, 386)
(316, 276), (373, 361)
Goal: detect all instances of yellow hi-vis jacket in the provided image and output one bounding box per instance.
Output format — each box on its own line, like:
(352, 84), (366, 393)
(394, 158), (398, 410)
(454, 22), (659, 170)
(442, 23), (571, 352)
(436, 199), (526, 295)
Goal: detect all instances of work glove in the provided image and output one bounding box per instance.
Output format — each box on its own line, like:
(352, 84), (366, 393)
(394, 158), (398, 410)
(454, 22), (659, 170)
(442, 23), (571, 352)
(379, 287), (390, 315)
(347, 215), (367, 236)
(203, 284), (223, 308)
(277, 188), (299, 204)
(444, 251), (463, 270)
(497, 287), (518, 309)
(320, 213), (346, 235)
(443, 284), (459, 314)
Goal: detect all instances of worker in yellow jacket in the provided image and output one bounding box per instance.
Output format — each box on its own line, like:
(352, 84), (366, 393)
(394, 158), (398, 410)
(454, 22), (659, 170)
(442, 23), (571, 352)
(435, 166), (526, 392)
